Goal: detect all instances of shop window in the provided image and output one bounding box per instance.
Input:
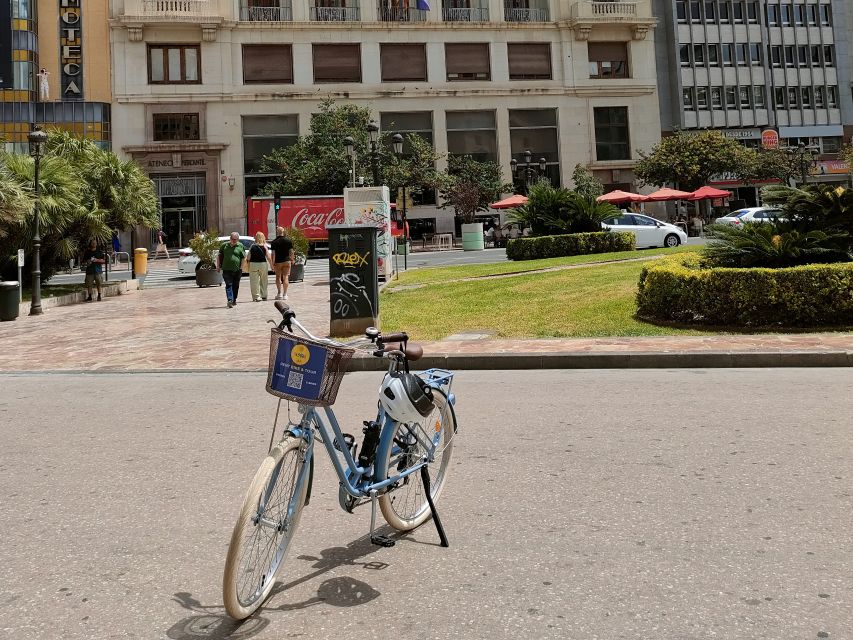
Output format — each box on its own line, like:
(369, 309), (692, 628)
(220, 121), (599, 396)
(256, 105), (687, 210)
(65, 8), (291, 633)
(509, 108), (560, 186)
(446, 110), (497, 162)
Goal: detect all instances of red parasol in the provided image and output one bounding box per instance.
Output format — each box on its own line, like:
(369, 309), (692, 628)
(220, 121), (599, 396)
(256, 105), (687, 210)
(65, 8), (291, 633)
(687, 186), (733, 201)
(597, 190), (649, 204)
(645, 188), (693, 201)
(489, 194), (528, 209)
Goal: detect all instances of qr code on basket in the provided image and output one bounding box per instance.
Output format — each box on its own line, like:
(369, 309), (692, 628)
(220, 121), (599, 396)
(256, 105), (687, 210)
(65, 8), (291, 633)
(287, 370), (304, 390)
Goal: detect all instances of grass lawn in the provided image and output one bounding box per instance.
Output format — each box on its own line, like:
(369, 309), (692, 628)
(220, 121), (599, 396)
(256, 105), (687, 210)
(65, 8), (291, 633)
(19, 284), (87, 303)
(389, 244), (702, 289)
(381, 252), (709, 340)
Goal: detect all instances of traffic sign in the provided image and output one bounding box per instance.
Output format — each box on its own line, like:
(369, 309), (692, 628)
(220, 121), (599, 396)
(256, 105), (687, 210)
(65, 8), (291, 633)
(17, 249), (24, 267)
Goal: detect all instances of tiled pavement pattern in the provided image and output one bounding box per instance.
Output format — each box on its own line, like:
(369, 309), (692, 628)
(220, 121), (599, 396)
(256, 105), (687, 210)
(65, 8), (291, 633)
(2, 276), (853, 370)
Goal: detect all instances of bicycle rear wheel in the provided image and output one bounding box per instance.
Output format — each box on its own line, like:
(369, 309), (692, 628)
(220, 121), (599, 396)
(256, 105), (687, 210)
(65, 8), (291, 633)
(378, 390), (456, 531)
(223, 436), (308, 620)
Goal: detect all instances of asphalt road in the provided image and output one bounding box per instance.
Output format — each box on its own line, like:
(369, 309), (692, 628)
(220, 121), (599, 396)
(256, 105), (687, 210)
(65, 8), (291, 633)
(2, 368), (848, 639)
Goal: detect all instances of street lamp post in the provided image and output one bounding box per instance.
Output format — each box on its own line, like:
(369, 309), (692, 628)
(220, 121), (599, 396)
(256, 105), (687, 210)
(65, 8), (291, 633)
(28, 126), (48, 316)
(367, 120), (380, 186)
(784, 141), (820, 186)
(343, 135), (356, 188)
(510, 150), (547, 195)
(392, 133), (408, 272)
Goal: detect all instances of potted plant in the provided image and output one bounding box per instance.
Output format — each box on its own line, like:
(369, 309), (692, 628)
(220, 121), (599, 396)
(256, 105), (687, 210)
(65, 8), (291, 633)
(283, 227), (309, 282)
(189, 230), (223, 287)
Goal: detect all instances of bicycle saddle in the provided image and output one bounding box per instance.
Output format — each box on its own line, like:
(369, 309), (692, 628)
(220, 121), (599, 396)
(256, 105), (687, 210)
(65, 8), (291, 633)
(383, 342), (423, 362)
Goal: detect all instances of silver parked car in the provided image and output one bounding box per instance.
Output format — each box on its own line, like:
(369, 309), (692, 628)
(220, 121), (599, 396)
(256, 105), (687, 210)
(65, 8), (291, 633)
(715, 207), (784, 226)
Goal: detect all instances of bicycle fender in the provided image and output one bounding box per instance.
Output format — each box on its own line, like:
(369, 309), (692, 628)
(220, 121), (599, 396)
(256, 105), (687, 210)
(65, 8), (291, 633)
(304, 453), (314, 507)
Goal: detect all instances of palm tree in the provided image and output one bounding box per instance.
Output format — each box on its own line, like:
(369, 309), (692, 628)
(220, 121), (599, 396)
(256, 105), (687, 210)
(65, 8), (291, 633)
(0, 161), (32, 235)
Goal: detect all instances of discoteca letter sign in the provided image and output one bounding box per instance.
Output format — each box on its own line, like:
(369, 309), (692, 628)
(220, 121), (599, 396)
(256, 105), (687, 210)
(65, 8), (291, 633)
(60, 0), (83, 100)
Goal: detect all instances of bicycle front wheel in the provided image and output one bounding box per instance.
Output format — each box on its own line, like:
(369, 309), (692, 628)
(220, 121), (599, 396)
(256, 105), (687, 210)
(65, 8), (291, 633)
(222, 436), (308, 620)
(378, 390), (456, 531)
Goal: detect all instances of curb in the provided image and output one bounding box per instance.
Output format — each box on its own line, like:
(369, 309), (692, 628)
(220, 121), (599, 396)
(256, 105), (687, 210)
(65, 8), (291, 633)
(1, 350), (850, 376)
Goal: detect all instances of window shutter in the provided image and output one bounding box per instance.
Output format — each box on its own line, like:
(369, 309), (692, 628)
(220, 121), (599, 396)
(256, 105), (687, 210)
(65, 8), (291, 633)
(588, 42), (628, 63)
(508, 43), (552, 80)
(242, 45), (293, 84)
(445, 43), (490, 80)
(313, 44), (362, 83)
(380, 44), (427, 82)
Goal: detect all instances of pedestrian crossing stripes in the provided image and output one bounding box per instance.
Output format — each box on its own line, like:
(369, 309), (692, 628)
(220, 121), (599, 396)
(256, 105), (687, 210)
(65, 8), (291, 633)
(140, 260), (331, 289)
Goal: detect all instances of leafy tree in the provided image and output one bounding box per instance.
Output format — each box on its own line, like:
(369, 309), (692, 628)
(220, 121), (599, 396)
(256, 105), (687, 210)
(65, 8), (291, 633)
(382, 133), (444, 202)
(635, 130), (751, 191)
(570, 164), (604, 199)
(439, 155), (512, 224)
(0, 163), (31, 231)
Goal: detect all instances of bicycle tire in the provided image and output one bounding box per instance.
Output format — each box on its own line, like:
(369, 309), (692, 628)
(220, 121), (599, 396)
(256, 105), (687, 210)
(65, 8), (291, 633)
(222, 436), (308, 620)
(377, 390), (456, 531)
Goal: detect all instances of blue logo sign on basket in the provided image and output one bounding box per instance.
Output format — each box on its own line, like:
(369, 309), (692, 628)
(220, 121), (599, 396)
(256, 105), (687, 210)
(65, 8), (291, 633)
(270, 337), (328, 401)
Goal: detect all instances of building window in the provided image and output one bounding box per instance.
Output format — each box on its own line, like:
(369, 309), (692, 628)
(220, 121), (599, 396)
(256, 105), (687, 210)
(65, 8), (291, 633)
(823, 45), (835, 67)
(445, 43), (490, 81)
(784, 45), (795, 67)
(739, 86), (751, 108)
(689, 0), (700, 22)
(753, 85), (765, 108)
(822, 137), (842, 154)
(815, 86), (826, 108)
(788, 87), (799, 108)
(593, 107), (629, 161)
(719, 1), (730, 21)
(726, 86), (737, 109)
(380, 44), (427, 82)
(707, 44), (719, 66)
(807, 3), (818, 26)
(774, 87), (785, 109)
(828, 86), (838, 108)
(148, 45), (200, 84)
(703, 1), (715, 22)
(380, 111), (436, 204)
(509, 43), (552, 80)
(242, 115), (299, 187)
(722, 43), (733, 66)
(242, 44), (293, 84)
(749, 43), (761, 65)
(770, 45), (781, 67)
(811, 46), (822, 66)
(683, 87), (696, 110)
(693, 44), (705, 65)
(733, 1), (743, 22)
(711, 86), (723, 110)
(746, 1), (757, 22)
(680, 44), (691, 66)
(446, 110), (497, 162)
(780, 3), (791, 25)
(797, 46), (808, 67)
(676, 0), (686, 22)
(801, 87), (812, 108)
(766, 3), (778, 26)
(313, 44), (361, 83)
(153, 113), (200, 141)
(697, 86), (709, 110)
(588, 42), (628, 79)
(509, 109), (560, 186)
(819, 4), (831, 26)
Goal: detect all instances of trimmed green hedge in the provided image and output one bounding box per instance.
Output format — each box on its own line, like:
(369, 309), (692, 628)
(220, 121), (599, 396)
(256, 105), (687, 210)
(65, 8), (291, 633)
(506, 231), (635, 261)
(637, 253), (853, 326)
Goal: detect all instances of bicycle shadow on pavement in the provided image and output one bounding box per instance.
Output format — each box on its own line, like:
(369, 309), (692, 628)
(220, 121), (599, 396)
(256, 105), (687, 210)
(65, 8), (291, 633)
(166, 533), (393, 639)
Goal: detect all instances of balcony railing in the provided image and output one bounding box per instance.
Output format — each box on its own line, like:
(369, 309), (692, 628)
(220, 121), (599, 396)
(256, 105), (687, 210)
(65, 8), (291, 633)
(585, 1), (637, 18)
(504, 6), (549, 21)
(377, 6), (427, 21)
(310, 5), (361, 20)
(138, 0), (214, 17)
(442, 6), (489, 21)
(240, 2), (293, 20)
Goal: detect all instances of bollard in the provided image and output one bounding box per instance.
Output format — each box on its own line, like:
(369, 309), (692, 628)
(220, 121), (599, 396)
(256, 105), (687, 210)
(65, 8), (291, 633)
(133, 248), (148, 276)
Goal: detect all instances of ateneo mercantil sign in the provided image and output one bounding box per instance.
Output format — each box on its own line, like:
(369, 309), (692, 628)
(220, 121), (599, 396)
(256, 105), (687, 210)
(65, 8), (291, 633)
(60, 0), (83, 100)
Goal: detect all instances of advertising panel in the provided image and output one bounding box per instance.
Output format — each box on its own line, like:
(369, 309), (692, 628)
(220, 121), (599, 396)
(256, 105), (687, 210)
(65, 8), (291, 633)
(0, 0), (12, 90)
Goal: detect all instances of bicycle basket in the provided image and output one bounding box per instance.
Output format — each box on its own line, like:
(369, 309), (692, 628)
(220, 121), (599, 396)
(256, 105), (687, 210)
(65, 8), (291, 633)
(266, 328), (355, 406)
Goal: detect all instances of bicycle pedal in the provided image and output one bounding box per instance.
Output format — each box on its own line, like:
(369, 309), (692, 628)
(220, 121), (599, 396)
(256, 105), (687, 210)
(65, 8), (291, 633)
(370, 534), (396, 548)
(334, 433), (355, 453)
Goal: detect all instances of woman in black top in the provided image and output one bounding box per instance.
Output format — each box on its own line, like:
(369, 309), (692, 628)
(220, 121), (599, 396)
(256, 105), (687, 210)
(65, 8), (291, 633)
(248, 231), (273, 301)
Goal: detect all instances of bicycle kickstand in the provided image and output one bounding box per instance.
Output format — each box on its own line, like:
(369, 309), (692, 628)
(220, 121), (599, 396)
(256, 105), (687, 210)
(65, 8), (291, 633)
(369, 489), (395, 548)
(420, 466), (449, 548)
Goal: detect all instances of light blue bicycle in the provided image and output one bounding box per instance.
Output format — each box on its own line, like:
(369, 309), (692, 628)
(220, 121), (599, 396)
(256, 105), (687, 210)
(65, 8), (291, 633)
(222, 302), (458, 620)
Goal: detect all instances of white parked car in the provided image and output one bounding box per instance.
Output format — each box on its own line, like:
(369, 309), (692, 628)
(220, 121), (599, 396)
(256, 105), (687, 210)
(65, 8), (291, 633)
(601, 213), (688, 249)
(715, 207), (784, 226)
(178, 236), (271, 275)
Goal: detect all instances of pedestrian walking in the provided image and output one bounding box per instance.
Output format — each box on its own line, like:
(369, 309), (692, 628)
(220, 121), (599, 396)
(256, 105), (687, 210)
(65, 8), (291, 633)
(217, 232), (247, 309)
(494, 225), (503, 248)
(82, 239), (106, 302)
(154, 229), (170, 259)
(248, 231), (273, 302)
(269, 226), (294, 301)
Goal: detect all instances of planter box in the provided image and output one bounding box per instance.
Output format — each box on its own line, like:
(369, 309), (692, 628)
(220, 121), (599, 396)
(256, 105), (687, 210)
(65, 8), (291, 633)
(290, 261), (305, 282)
(196, 268), (223, 287)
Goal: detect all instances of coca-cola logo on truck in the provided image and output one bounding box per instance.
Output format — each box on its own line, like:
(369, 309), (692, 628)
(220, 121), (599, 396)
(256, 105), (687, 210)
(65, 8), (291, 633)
(293, 207), (345, 230)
